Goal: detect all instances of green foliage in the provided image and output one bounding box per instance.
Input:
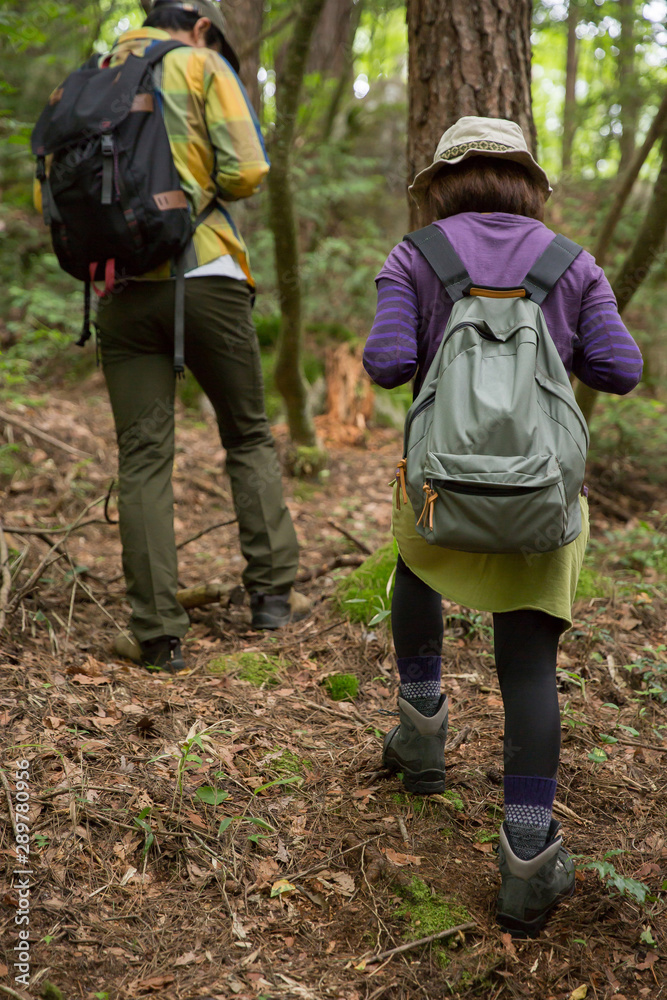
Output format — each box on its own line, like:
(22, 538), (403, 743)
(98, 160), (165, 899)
(589, 397), (667, 483)
(324, 672), (359, 701)
(335, 540), (396, 622)
(577, 850), (652, 904)
(40, 984), (65, 1000)
(623, 646), (667, 703)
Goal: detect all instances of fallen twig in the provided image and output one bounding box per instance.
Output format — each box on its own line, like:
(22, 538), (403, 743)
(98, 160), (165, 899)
(296, 553), (365, 583)
(361, 921), (476, 966)
(3, 518), (111, 536)
(327, 519), (372, 555)
(0, 406), (92, 459)
(176, 518), (237, 550)
(0, 985), (33, 1000)
(0, 518), (11, 631)
(0, 769), (20, 841)
(552, 799), (589, 826)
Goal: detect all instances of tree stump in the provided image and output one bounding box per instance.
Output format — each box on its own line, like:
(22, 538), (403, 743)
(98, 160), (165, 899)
(320, 342), (375, 445)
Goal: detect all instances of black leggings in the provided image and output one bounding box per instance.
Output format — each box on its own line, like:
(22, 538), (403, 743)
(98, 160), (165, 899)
(392, 556), (562, 778)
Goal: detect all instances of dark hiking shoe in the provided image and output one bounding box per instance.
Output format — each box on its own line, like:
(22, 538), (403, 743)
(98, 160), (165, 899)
(250, 590), (311, 630)
(139, 636), (187, 674)
(496, 819), (575, 937)
(382, 694), (448, 794)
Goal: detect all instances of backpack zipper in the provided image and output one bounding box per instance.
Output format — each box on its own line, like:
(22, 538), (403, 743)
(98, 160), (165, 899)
(429, 478), (544, 498)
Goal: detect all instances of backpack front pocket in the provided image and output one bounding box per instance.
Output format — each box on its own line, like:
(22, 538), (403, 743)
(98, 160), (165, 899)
(419, 452), (569, 554)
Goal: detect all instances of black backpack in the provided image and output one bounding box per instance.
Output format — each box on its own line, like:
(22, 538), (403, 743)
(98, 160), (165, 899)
(31, 40), (212, 372)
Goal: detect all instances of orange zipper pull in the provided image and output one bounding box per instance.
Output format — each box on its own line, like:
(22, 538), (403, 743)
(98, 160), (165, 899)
(417, 483), (437, 529)
(390, 458), (409, 509)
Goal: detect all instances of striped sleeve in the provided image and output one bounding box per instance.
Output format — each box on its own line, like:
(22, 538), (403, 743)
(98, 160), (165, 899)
(572, 303), (643, 395)
(363, 278), (419, 388)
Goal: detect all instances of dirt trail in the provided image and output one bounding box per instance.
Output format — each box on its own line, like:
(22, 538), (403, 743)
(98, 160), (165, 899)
(1, 375), (666, 1000)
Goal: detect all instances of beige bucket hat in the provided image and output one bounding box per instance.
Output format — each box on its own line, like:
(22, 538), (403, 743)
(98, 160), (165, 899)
(408, 116), (552, 202)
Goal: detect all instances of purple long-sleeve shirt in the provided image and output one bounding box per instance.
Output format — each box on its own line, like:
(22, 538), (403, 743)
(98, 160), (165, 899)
(364, 212), (643, 396)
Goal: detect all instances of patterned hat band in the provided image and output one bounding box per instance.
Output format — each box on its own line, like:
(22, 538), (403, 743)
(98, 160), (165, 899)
(439, 140), (513, 161)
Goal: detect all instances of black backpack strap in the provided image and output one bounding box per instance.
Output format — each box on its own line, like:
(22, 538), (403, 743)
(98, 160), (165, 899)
(141, 39), (189, 68)
(404, 225), (471, 302)
(523, 234), (583, 305)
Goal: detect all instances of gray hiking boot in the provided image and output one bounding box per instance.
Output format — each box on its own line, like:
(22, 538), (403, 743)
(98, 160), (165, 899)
(382, 694), (448, 794)
(496, 819), (575, 937)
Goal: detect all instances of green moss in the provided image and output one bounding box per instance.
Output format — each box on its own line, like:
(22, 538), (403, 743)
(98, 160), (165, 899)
(441, 790), (464, 811)
(324, 673), (359, 701)
(396, 877), (472, 968)
(207, 651), (285, 687)
(272, 749), (310, 774)
(335, 540), (396, 622)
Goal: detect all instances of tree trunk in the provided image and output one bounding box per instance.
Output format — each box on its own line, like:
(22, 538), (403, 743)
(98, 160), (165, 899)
(224, 0), (264, 116)
(407, 0), (535, 229)
(267, 0), (328, 448)
(575, 133), (667, 423)
(618, 0), (638, 171)
(561, 0), (579, 174)
(307, 0), (354, 77)
(320, 0), (365, 142)
(593, 87), (667, 269)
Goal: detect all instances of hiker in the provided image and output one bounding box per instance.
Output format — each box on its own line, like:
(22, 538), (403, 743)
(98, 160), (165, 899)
(34, 0), (302, 672)
(363, 117), (643, 936)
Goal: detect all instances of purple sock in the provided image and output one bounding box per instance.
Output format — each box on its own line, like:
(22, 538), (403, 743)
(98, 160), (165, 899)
(397, 655), (441, 716)
(504, 775), (557, 860)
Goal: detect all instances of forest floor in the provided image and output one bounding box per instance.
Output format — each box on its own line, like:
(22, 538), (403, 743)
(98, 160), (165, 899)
(1, 370), (666, 1000)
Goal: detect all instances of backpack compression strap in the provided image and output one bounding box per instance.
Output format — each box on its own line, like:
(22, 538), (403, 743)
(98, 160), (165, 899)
(522, 234), (583, 305)
(404, 225), (472, 301)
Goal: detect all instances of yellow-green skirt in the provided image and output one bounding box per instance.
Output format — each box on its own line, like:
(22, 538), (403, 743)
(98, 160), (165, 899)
(392, 489), (589, 629)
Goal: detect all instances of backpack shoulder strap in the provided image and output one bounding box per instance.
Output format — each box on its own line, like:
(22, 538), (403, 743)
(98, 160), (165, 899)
(523, 234), (583, 305)
(141, 39), (189, 68)
(404, 225), (471, 302)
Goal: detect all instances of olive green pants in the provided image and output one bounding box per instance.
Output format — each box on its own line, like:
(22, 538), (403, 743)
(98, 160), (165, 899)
(96, 276), (299, 643)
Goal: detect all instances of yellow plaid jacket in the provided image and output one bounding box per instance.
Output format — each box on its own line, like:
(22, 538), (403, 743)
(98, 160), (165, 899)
(37, 28), (268, 284)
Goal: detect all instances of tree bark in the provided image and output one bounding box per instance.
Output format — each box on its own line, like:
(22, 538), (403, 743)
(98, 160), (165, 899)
(307, 0), (354, 77)
(267, 0), (328, 448)
(575, 134), (667, 423)
(618, 0), (638, 171)
(224, 0), (264, 116)
(593, 87), (667, 269)
(562, 0), (579, 174)
(320, 0), (365, 142)
(406, 0), (535, 229)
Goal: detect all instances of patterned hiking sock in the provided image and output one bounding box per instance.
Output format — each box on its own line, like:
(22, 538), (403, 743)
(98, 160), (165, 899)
(397, 655), (442, 717)
(504, 775), (557, 861)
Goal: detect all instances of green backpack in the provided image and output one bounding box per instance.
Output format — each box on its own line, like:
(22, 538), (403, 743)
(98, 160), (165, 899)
(395, 225), (589, 555)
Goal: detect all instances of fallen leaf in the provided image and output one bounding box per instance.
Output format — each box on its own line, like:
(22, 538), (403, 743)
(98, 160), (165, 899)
(132, 974), (174, 991)
(381, 847), (422, 866)
(271, 878), (296, 897)
(500, 932), (516, 958)
(0, 962), (8, 976)
(619, 615), (641, 631)
(568, 986), (588, 1000)
(68, 674), (109, 686)
(635, 951), (658, 971)
(43, 716), (64, 729)
(174, 951), (197, 966)
(120, 866), (138, 886)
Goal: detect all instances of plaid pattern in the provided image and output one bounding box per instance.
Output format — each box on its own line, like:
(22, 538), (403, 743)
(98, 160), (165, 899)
(102, 28), (268, 283)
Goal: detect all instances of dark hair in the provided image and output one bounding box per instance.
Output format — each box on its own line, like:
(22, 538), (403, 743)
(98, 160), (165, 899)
(427, 156), (546, 222)
(144, 5), (223, 50)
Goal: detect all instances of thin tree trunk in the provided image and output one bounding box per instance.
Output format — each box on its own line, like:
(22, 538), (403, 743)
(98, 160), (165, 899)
(407, 0), (535, 229)
(307, 0), (354, 77)
(267, 0), (327, 448)
(575, 134), (667, 423)
(224, 0), (264, 116)
(593, 87), (667, 269)
(320, 0), (365, 142)
(618, 0), (638, 171)
(562, 0), (579, 174)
